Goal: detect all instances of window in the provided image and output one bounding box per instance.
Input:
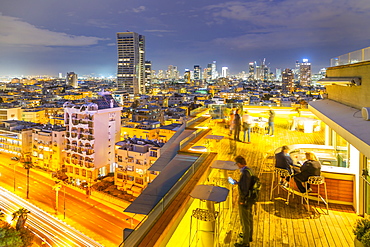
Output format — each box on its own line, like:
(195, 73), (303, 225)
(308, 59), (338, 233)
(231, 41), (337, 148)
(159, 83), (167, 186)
(135, 178), (144, 185)
(82, 169), (86, 177)
(117, 173), (123, 179)
(75, 168), (80, 175)
(126, 165), (134, 171)
(127, 175), (134, 181)
(118, 155), (122, 162)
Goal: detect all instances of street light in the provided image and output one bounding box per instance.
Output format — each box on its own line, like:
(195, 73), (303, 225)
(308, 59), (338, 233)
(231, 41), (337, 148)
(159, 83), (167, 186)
(53, 181), (62, 215)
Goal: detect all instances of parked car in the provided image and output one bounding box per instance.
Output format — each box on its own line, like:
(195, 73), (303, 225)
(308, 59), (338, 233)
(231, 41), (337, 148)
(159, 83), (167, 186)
(11, 156), (19, 161)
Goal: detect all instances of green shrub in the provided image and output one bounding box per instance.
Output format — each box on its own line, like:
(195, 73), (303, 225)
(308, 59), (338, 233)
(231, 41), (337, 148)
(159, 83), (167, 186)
(354, 217), (370, 246)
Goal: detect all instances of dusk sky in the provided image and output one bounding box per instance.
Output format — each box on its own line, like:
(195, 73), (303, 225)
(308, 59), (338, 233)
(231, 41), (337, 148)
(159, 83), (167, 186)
(1, 0), (369, 77)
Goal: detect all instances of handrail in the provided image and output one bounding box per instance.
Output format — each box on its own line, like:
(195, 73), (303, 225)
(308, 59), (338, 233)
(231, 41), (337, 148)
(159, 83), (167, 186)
(361, 175), (370, 186)
(121, 152), (210, 247)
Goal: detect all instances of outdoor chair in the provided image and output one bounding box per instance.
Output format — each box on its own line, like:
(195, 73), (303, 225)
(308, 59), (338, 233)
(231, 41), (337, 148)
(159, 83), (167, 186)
(302, 176), (329, 214)
(270, 168), (293, 204)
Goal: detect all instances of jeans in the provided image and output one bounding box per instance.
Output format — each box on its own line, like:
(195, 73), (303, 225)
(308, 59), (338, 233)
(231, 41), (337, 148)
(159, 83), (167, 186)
(243, 127), (251, 142)
(267, 122), (274, 135)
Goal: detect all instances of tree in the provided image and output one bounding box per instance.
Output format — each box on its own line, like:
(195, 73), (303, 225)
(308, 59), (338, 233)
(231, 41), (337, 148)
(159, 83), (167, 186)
(0, 209), (4, 221)
(22, 156), (33, 199)
(0, 223), (23, 247)
(12, 208), (30, 231)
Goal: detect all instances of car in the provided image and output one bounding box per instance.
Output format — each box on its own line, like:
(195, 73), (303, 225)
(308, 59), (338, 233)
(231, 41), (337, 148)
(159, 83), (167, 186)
(11, 157), (19, 161)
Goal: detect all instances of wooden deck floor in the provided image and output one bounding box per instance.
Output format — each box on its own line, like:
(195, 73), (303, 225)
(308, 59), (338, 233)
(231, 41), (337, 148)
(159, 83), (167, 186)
(193, 115), (360, 247)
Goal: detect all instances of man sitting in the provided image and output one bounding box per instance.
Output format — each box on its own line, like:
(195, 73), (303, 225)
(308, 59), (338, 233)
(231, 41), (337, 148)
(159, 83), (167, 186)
(275, 145), (294, 186)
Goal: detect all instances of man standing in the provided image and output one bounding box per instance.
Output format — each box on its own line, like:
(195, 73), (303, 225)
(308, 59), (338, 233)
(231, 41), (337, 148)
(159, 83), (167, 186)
(267, 109), (275, 136)
(242, 111), (252, 144)
(234, 155), (253, 247)
(233, 109), (242, 141)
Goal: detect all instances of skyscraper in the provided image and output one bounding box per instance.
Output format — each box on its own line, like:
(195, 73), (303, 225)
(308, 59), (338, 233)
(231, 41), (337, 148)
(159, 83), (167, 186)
(116, 32), (145, 95)
(282, 68), (294, 92)
(299, 59), (312, 86)
(66, 72), (78, 88)
(193, 65), (201, 80)
(248, 62), (255, 81)
(221, 67), (229, 78)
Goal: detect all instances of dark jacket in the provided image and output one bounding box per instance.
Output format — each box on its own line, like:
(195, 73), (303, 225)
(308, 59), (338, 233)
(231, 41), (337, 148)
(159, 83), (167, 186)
(238, 166), (252, 203)
(275, 151), (293, 174)
(294, 160), (321, 182)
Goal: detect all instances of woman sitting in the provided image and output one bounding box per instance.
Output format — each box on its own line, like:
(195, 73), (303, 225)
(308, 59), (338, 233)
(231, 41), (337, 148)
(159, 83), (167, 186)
(293, 152), (321, 193)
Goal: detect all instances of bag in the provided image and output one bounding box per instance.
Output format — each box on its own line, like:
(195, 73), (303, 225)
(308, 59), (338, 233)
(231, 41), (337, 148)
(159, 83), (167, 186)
(246, 169), (261, 204)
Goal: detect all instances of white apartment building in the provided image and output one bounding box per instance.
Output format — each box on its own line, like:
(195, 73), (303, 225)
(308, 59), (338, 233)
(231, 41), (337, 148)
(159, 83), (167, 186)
(114, 139), (161, 197)
(63, 92), (122, 186)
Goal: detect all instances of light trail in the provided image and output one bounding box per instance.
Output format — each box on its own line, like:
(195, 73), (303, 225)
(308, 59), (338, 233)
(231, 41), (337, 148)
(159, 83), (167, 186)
(0, 187), (104, 247)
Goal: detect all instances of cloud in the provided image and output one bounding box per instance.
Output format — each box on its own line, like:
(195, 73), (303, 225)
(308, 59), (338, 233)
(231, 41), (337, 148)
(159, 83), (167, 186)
(0, 14), (106, 47)
(132, 6), (146, 13)
(203, 0), (370, 49)
(86, 19), (116, 29)
(144, 30), (175, 33)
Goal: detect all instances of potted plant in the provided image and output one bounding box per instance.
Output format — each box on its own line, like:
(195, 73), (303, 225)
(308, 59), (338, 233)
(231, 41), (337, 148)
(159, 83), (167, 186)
(354, 217), (370, 247)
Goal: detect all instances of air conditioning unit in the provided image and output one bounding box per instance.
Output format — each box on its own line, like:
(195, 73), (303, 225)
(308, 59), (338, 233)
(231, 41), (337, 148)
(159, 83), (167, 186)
(362, 107), (370, 121)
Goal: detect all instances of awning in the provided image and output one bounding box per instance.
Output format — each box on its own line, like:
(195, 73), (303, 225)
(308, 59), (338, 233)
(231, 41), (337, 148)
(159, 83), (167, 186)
(317, 77), (361, 86)
(309, 99), (370, 158)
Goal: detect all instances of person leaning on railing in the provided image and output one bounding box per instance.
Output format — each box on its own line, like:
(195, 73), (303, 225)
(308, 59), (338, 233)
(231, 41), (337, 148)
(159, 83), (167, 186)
(293, 152), (321, 193)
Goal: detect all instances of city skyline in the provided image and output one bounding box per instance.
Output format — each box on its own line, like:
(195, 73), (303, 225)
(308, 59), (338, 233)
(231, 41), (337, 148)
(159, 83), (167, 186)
(1, 0), (370, 76)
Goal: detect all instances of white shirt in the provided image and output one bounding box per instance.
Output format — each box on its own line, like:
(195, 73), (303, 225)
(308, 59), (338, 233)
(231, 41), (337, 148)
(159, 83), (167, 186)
(242, 114), (252, 124)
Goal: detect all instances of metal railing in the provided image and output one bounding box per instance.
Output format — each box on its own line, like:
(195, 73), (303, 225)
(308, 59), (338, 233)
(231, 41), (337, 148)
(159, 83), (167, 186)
(331, 46), (370, 66)
(121, 152), (210, 247)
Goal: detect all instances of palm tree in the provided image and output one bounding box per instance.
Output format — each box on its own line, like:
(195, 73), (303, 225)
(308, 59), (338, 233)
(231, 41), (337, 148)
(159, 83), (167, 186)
(22, 156), (33, 199)
(12, 208), (30, 230)
(0, 209), (5, 221)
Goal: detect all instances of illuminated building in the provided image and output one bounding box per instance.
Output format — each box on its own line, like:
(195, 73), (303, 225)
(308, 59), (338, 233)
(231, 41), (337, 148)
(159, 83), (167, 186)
(299, 59), (312, 86)
(114, 139), (161, 197)
(193, 65), (201, 80)
(0, 106), (22, 120)
(145, 61), (152, 88)
(63, 91), (122, 185)
(66, 72), (78, 88)
(282, 68), (294, 92)
(31, 125), (66, 171)
(221, 67), (229, 78)
(248, 62), (255, 81)
(0, 120), (38, 156)
(22, 109), (47, 124)
(116, 32), (145, 95)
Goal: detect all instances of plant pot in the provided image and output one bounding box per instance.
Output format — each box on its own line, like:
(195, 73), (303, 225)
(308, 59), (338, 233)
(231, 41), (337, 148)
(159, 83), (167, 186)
(355, 237), (364, 247)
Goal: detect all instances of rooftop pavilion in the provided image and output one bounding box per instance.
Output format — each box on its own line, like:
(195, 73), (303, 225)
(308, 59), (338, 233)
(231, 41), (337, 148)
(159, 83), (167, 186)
(121, 106), (361, 247)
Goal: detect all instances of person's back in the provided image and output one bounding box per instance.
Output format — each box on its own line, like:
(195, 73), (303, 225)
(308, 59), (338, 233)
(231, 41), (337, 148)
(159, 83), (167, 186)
(275, 147), (293, 174)
(299, 160), (321, 181)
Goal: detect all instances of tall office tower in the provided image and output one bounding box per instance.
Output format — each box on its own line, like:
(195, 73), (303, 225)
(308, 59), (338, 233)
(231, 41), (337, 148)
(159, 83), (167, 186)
(166, 65), (179, 80)
(116, 32), (145, 95)
(299, 59), (312, 86)
(211, 61), (217, 79)
(294, 60), (300, 81)
(63, 91), (122, 184)
(193, 65), (201, 80)
(58, 73), (63, 79)
(282, 68), (294, 92)
(275, 68), (282, 81)
(145, 61), (152, 87)
(157, 70), (165, 80)
(184, 69), (191, 84)
(66, 72), (78, 88)
(221, 67), (229, 78)
(248, 62), (255, 81)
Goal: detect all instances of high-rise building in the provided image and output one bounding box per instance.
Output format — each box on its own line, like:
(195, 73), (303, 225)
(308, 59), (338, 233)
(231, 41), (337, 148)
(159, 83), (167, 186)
(145, 61), (152, 87)
(299, 59), (312, 86)
(248, 62), (255, 81)
(221, 67), (229, 78)
(282, 68), (294, 92)
(66, 72), (78, 88)
(275, 68), (282, 81)
(211, 61), (217, 80)
(193, 65), (201, 80)
(116, 32), (145, 95)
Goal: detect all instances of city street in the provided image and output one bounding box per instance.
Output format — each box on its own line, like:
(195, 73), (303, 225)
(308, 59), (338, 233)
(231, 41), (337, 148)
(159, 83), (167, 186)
(0, 156), (136, 247)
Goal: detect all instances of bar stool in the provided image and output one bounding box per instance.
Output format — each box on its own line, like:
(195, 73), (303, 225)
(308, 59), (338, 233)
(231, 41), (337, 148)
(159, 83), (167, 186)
(303, 176), (329, 214)
(270, 168), (292, 204)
